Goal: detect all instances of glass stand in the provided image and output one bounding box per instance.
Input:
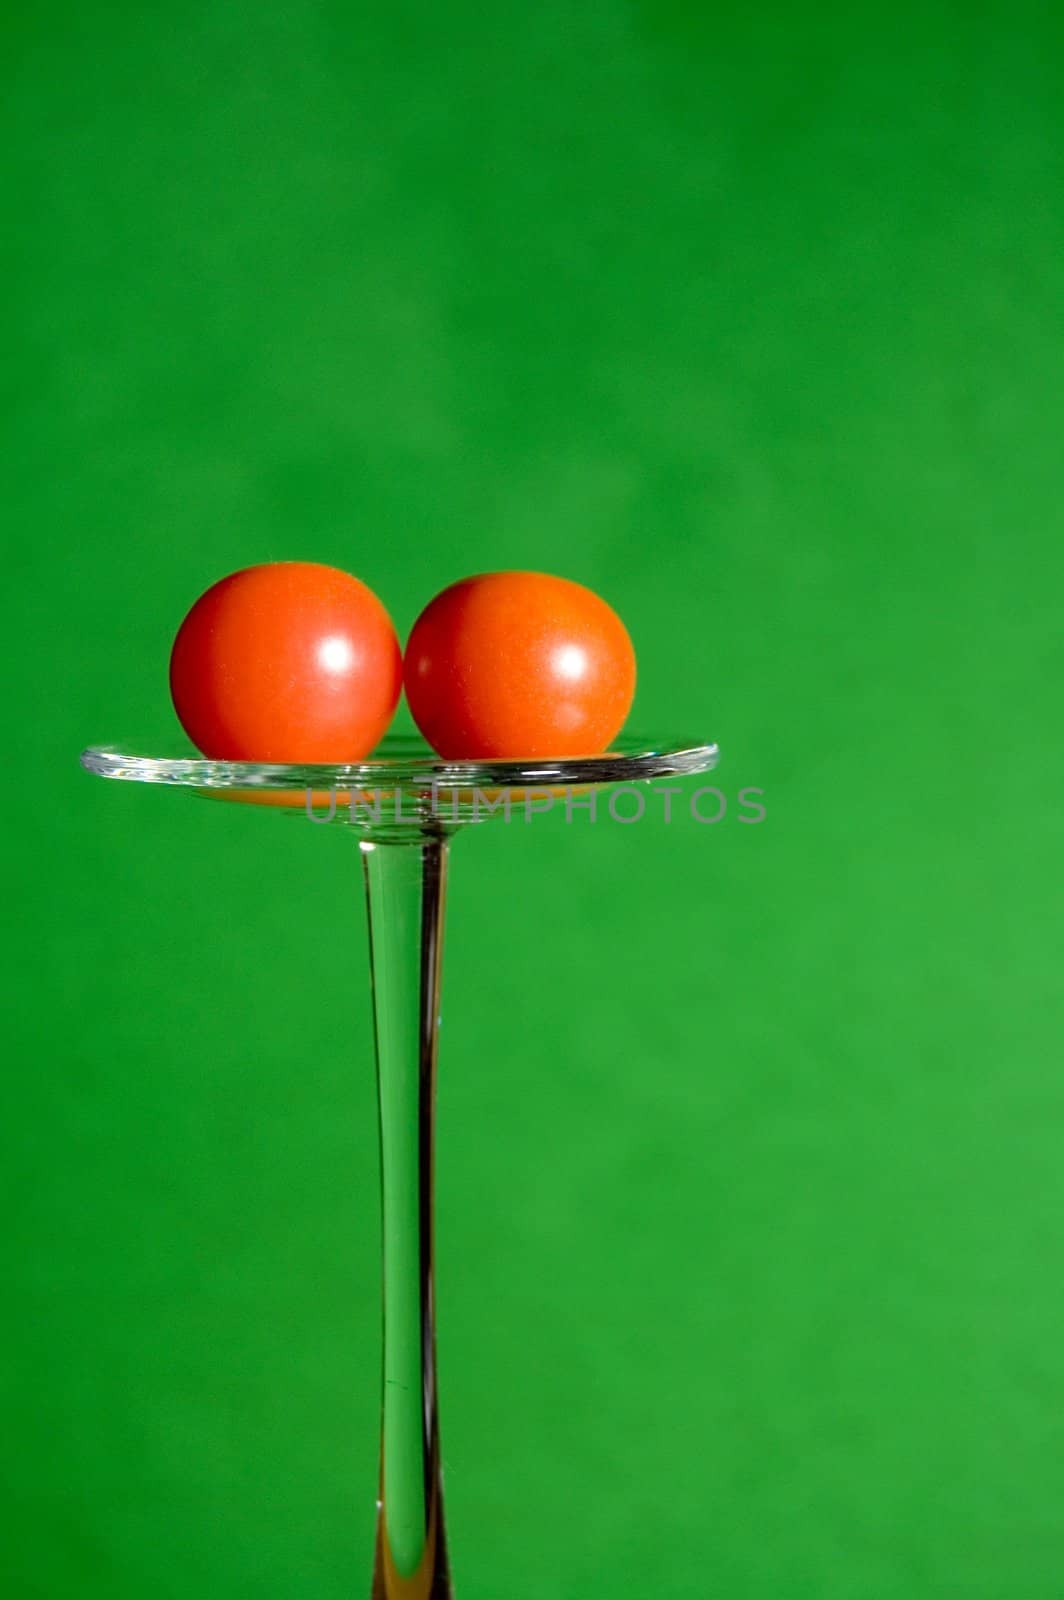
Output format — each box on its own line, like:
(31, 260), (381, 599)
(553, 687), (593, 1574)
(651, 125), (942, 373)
(82, 736), (718, 1598)
(363, 832), (451, 1598)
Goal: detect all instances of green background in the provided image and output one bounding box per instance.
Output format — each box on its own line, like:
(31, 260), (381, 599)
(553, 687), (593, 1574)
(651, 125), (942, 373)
(6, 4), (1064, 1596)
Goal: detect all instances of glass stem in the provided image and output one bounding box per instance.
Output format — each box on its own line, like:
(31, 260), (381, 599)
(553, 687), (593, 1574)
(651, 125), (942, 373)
(361, 831), (453, 1600)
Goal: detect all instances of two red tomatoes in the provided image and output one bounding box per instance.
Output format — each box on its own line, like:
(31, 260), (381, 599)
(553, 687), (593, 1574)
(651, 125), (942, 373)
(170, 563), (636, 764)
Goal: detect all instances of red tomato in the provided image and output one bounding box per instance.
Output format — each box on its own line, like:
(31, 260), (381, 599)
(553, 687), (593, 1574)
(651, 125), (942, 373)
(170, 562), (401, 761)
(404, 572), (636, 759)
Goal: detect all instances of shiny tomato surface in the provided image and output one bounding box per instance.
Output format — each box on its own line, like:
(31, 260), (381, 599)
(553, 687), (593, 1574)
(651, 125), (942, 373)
(170, 562), (401, 761)
(403, 571), (636, 759)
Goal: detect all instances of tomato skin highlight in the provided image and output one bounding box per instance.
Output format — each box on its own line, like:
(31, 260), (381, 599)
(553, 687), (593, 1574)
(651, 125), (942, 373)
(169, 562), (402, 762)
(403, 571), (636, 759)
